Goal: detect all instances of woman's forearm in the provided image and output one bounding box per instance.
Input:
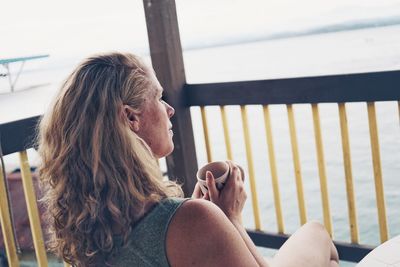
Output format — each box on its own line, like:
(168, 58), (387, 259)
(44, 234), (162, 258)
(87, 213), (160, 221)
(230, 219), (270, 267)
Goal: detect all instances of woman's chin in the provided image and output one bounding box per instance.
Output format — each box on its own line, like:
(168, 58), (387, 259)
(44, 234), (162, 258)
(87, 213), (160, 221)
(156, 144), (174, 159)
(165, 144), (174, 156)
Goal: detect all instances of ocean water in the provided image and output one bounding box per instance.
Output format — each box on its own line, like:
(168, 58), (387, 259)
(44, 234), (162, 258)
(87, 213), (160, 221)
(1, 25), (400, 265)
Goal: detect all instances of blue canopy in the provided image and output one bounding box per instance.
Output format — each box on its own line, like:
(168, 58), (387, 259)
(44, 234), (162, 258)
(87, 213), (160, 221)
(0, 54), (49, 65)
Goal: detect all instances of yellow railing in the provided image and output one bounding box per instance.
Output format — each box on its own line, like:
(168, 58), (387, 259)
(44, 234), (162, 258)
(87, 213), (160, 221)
(263, 105), (284, 234)
(0, 98), (397, 264)
(287, 104), (307, 226)
(0, 155), (19, 266)
(311, 104), (333, 236)
(220, 106), (233, 161)
(367, 102), (388, 243)
(19, 151), (48, 267)
(0, 149), (71, 267)
(338, 103), (359, 243)
(241, 105), (262, 231)
(197, 100), (396, 248)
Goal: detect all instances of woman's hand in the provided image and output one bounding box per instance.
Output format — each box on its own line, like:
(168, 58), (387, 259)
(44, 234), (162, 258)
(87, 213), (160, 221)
(206, 161), (246, 223)
(191, 182), (209, 200)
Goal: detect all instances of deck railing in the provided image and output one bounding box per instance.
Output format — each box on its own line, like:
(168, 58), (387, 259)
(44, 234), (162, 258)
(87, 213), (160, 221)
(1, 72), (399, 266)
(0, 0), (399, 265)
(0, 117), (71, 267)
(185, 71), (400, 262)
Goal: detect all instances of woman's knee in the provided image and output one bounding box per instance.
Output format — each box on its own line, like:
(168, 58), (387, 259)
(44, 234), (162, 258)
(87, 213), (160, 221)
(301, 221), (339, 263)
(330, 260), (340, 267)
(302, 221), (329, 236)
(300, 221), (333, 248)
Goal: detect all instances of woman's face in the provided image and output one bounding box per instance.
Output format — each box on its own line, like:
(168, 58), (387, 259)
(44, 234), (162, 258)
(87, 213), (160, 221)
(135, 70), (175, 158)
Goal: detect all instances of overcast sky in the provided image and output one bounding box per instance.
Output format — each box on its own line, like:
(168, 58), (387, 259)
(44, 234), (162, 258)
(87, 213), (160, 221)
(2, 0), (400, 58)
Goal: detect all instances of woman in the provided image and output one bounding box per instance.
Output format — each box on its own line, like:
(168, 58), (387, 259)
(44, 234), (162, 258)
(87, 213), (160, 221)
(38, 52), (339, 266)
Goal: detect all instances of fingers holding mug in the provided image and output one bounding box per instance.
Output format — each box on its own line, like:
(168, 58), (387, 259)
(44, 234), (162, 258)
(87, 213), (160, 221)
(226, 160), (245, 182)
(192, 182), (202, 199)
(196, 161), (230, 194)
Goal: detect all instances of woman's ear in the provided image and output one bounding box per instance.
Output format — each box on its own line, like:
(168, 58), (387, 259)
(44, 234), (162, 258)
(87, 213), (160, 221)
(123, 105), (140, 132)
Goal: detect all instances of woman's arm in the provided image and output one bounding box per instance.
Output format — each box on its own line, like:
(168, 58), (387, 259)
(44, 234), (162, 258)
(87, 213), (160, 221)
(204, 162), (269, 267)
(166, 199), (265, 267)
(229, 218), (270, 266)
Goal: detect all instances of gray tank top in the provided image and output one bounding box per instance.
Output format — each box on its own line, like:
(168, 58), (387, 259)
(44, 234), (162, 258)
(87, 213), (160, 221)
(112, 197), (188, 267)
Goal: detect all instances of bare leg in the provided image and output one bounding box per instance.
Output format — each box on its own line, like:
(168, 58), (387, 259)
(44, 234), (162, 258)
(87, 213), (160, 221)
(272, 221), (339, 267)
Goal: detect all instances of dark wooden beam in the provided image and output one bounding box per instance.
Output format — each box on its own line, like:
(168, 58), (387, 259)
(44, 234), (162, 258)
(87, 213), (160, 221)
(333, 240), (374, 263)
(247, 229), (374, 263)
(185, 70), (400, 106)
(247, 229), (290, 248)
(0, 116), (40, 156)
(143, 0), (198, 196)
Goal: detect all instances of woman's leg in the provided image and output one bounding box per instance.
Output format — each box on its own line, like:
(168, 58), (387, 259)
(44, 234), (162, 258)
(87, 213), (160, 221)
(272, 221), (339, 267)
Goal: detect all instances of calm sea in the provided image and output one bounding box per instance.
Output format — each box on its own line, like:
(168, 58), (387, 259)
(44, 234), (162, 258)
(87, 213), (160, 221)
(1, 24), (400, 266)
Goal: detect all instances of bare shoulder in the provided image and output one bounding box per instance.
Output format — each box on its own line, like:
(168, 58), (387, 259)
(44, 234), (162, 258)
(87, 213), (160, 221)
(166, 199), (259, 267)
(166, 199), (227, 244)
(173, 198), (223, 224)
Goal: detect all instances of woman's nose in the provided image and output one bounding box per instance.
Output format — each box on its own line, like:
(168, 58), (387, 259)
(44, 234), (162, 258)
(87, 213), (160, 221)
(166, 102), (175, 118)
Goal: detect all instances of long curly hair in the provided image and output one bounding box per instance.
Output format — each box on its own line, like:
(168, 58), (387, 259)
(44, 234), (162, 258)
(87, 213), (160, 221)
(37, 52), (182, 266)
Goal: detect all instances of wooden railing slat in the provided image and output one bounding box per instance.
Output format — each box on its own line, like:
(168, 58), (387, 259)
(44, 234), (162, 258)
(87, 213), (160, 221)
(311, 104), (333, 236)
(263, 105), (284, 233)
(286, 105), (307, 225)
(19, 151), (48, 266)
(0, 156), (20, 267)
(338, 103), (359, 243)
(240, 106), (262, 230)
(220, 106), (233, 160)
(398, 101), (400, 125)
(200, 106), (212, 163)
(366, 102), (389, 243)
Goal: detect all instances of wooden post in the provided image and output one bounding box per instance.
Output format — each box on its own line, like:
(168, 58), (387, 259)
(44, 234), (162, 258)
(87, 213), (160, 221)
(143, 0), (198, 196)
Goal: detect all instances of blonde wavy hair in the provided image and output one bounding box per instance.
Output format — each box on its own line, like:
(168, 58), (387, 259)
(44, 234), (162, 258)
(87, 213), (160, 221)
(37, 52), (182, 266)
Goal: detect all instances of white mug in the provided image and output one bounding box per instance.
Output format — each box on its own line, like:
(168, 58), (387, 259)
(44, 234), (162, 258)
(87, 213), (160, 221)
(196, 161), (230, 194)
